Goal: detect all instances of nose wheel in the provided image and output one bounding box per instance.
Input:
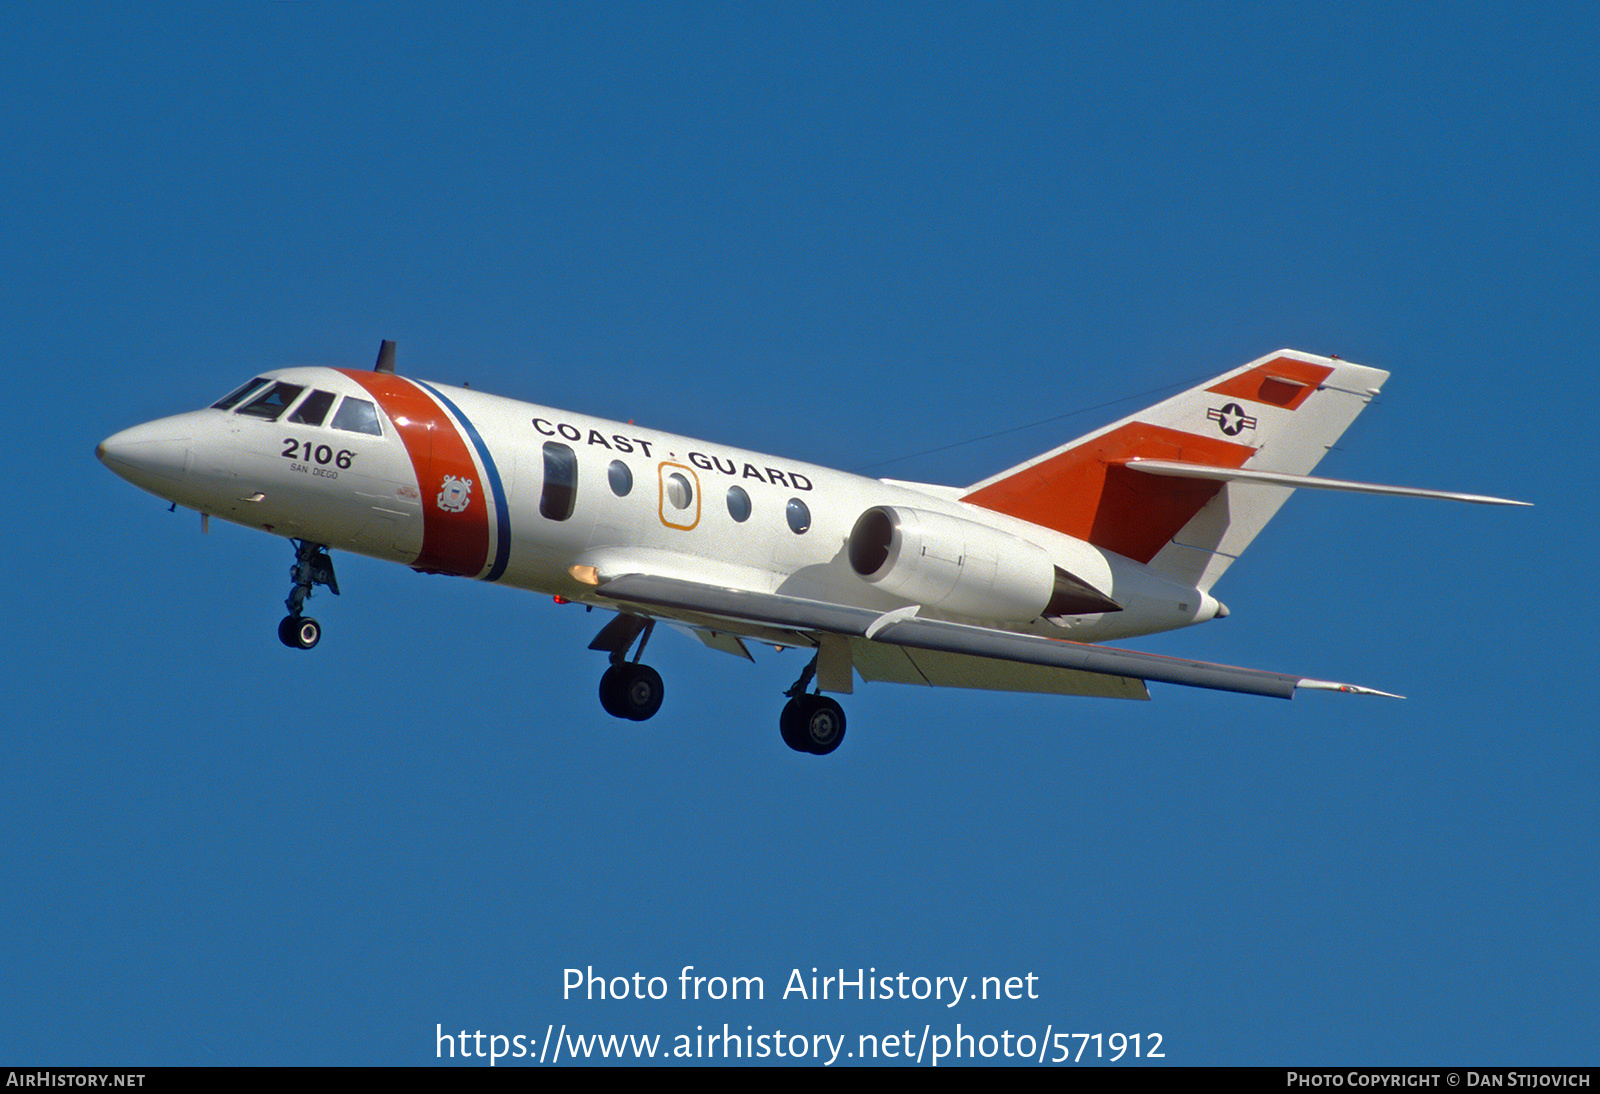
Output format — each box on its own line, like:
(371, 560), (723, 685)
(278, 615), (322, 650)
(278, 539), (338, 650)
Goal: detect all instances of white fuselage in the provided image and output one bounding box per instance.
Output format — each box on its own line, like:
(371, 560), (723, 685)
(98, 366), (1222, 646)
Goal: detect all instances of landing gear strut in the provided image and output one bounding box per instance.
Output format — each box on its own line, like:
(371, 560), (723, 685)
(590, 614), (664, 721)
(780, 653), (847, 755)
(279, 539), (338, 650)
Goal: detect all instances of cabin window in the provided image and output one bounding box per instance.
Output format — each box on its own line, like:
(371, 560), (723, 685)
(664, 472), (693, 511)
(211, 377), (271, 410)
(330, 397), (383, 436)
(607, 460), (633, 497)
(288, 389), (337, 427)
(786, 497), (811, 534)
(541, 442), (578, 521)
(236, 382), (306, 422)
(726, 484), (751, 523)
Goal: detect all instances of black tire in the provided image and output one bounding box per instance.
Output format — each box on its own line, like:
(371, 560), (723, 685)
(598, 664), (629, 718)
(801, 695), (846, 755)
(280, 615), (320, 650)
(600, 664), (664, 721)
(293, 617), (321, 650)
(779, 698), (810, 752)
(620, 664), (664, 721)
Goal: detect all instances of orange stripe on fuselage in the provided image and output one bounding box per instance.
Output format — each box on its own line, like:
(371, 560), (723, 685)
(1206, 355), (1332, 410)
(961, 422), (1255, 564)
(338, 370), (490, 577)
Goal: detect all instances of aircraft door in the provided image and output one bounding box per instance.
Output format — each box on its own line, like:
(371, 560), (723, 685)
(657, 462), (701, 531)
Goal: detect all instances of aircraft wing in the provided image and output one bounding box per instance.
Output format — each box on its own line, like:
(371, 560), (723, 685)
(595, 574), (1399, 700)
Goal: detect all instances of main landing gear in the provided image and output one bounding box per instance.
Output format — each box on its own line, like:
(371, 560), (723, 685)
(585, 616), (848, 753)
(779, 654), (847, 755)
(589, 614), (664, 721)
(279, 539), (338, 650)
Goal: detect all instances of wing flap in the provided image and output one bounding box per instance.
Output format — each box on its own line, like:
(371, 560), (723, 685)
(853, 639), (1151, 698)
(596, 573), (1390, 701)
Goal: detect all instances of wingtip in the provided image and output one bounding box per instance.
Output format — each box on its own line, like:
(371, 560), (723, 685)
(1297, 678), (1405, 699)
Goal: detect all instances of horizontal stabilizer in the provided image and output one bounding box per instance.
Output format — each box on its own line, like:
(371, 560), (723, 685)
(1119, 458), (1530, 506)
(596, 573), (1397, 702)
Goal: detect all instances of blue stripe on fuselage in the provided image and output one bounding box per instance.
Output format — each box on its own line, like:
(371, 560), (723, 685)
(418, 381), (512, 583)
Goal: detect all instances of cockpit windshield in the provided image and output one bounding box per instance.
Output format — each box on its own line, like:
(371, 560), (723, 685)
(211, 377), (271, 410)
(236, 382), (307, 421)
(288, 389), (338, 426)
(208, 376), (385, 437)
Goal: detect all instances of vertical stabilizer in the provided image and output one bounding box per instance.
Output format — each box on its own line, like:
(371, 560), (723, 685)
(960, 350), (1389, 590)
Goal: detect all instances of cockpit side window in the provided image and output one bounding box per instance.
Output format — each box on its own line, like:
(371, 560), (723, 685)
(211, 377), (271, 410)
(330, 397), (383, 436)
(236, 382), (306, 421)
(288, 389), (338, 426)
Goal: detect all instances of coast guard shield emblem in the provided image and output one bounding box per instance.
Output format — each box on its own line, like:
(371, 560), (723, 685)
(437, 474), (473, 513)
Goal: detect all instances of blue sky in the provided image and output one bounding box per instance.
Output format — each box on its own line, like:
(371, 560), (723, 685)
(2, 2), (1593, 1066)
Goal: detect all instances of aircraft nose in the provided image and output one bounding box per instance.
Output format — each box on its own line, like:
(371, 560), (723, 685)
(97, 418), (194, 495)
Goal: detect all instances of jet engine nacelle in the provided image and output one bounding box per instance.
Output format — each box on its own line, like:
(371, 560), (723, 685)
(848, 505), (1058, 622)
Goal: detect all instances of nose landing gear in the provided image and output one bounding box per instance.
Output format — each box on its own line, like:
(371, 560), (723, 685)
(278, 614), (322, 650)
(279, 539), (338, 650)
